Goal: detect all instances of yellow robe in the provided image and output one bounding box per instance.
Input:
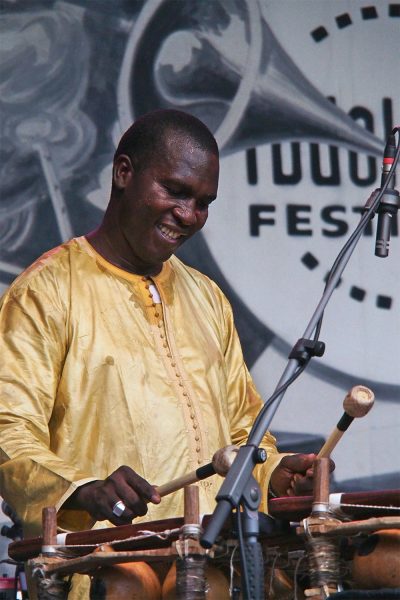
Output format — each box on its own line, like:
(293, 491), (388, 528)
(0, 237), (283, 593)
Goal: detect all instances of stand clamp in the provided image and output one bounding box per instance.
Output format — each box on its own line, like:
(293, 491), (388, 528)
(289, 338), (325, 364)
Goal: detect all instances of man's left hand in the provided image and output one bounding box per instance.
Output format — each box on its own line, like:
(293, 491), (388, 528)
(269, 453), (334, 497)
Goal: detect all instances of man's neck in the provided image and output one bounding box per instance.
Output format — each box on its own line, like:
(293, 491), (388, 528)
(85, 229), (162, 276)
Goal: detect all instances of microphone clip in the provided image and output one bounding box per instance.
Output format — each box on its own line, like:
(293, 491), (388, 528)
(289, 337), (326, 364)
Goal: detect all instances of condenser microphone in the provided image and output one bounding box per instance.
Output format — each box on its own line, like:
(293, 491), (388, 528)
(375, 133), (399, 258)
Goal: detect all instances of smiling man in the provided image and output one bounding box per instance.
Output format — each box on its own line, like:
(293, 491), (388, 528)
(87, 113), (219, 276)
(0, 110), (317, 596)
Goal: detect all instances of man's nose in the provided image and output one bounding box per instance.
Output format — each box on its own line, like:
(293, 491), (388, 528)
(172, 200), (197, 226)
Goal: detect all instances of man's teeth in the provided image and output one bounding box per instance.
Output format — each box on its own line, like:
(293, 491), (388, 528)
(158, 225), (181, 240)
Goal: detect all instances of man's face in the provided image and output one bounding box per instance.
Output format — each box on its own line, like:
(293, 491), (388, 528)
(114, 135), (219, 275)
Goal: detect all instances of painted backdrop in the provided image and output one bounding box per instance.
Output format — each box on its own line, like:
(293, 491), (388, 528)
(1, 0), (399, 495)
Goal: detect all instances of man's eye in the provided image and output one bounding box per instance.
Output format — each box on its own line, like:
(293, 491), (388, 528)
(165, 186), (185, 198)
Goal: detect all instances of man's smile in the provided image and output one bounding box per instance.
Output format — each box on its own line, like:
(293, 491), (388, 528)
(157, 223), (187, 241)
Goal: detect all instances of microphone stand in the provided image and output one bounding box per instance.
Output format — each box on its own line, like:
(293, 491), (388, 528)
(201, 131), (400, 599)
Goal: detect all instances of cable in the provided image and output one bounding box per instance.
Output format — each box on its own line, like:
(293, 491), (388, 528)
(250, 360), (309, 436)
(326, 127), (400, 285)
(249, 128), (400, 438)
(313, 128), (399, 354)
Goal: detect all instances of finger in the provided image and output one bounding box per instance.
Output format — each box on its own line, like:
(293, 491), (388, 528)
(281, 453), (317, 472)
(110, 482), (149, 518)
(110, 468), (159, 517)
(116, 466), (161, 504)
(87, 495), (133, 524)
(120, 493), (149, 518)
(291, 473), (301, 486)
(292, 475), (314, 495)
(107, 495), (138, 524)
(109, 510), (133, 525)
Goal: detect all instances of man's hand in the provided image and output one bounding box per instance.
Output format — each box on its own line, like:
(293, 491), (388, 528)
(269, 454), (335, 497)
(64, 466), (161, 525)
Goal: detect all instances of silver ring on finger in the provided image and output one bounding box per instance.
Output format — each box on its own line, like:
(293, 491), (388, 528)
(112, 500), (126, 517)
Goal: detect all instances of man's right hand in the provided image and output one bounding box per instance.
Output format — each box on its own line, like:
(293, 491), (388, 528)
(64, 466), (161, 525)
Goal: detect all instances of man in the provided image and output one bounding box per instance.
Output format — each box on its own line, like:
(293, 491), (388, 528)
(0, 110), (316, 560)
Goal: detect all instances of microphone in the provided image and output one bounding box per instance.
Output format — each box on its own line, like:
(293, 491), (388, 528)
(375, 133), (400, 257)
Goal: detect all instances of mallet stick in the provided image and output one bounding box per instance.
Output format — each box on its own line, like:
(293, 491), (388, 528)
(155, 445), (238, 497)
(317, 385), (375, 458)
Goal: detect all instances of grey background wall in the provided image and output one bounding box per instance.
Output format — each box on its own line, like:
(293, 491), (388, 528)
(0, 1), (399, 556)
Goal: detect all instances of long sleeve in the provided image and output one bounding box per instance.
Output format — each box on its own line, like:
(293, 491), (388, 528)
(0, 268), (96, 536)
(219, 288), (286, 512)
(0, 240), (287, 539)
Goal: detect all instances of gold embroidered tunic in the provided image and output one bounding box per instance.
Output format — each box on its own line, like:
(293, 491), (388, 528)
(0, 237), (282, 539)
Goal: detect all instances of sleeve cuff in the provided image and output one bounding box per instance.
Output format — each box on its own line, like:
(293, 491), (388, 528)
(55, 477), (99, 532)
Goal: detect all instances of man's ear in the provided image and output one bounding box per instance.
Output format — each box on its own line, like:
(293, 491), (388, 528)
(113, 154), (134, 190)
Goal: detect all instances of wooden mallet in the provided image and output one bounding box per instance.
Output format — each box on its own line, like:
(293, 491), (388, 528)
(317, 384), (375, 458)
(155, 445), (239, 498)
(288, 385), (375, 494)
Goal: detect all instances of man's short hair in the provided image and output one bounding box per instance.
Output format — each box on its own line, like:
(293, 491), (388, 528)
(114, 109), (219, 171)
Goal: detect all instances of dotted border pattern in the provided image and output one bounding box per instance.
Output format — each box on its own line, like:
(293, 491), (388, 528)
(301, 251), (393, 309)
(306, 5), (397, 310)
(311, 4), (400, 42)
